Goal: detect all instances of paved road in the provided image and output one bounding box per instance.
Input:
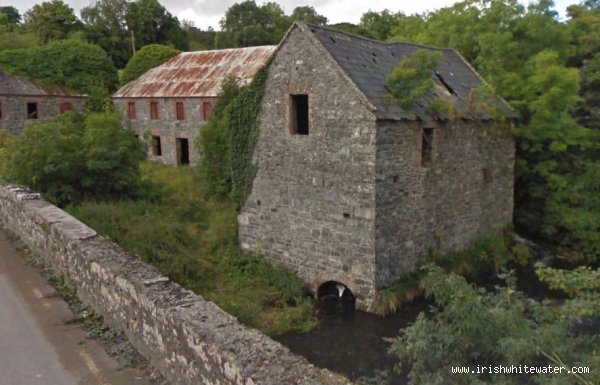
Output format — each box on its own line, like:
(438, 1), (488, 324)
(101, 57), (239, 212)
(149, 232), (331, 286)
(0, 230), (155, 385)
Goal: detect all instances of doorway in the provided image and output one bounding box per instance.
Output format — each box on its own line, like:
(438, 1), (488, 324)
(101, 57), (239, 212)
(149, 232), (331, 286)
(176, 138), (190, 165)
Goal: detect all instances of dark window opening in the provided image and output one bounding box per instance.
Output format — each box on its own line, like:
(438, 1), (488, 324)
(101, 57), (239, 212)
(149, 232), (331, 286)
(150, 101), (159, 119)
(176, 138), (190, 165)
(127, 101), (136, 120)
(151, 136), (162, 156)
(0, 101), (3, 119)
(27, 102), (38, 119)
(483, 168), (491, 184)
(202, 101), (212, 121)
(290, 94), (309, 135)
(343, 213), (351, 218)
(176, 101), (185, 120)
(59, 102), (71, 114)
(435, 71), (456, 95)
(421, 127), (434, 166)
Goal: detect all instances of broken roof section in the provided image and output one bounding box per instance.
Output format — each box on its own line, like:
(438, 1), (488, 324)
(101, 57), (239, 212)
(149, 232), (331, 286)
(0, 70), (85, 97)
(113, 45), (277, 98)
(303, 23), (516, 121)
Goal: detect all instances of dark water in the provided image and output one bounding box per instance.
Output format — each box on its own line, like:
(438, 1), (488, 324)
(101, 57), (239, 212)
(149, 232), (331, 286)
(274, 240), (567, 383)
(274, 297), (428, 383)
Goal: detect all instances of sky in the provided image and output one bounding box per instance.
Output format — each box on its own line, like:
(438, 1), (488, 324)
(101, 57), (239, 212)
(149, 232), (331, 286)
(2, 0), (581, 30)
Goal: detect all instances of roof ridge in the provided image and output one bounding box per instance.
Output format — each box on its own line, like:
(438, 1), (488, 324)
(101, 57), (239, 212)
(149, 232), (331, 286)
(304, 23), (453, 52)
(178, 45), (278, 55)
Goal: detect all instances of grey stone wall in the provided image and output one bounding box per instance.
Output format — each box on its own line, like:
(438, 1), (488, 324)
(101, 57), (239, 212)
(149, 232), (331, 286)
(374, 120), (514, 288)
(238, 25), (515, 312)
(113, 97), (213, 166)
(238, 26), (379, 310)
(0, 95), (86, 134)
(0, 185), (349, 385)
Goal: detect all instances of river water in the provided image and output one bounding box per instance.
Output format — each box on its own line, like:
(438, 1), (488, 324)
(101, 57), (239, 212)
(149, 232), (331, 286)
(274, 242), (567, 383)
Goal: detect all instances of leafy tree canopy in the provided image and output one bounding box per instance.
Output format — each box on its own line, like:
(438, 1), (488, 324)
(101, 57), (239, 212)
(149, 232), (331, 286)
(0, 6), (21, 24)
(24, 0), (82, 43)
(0, 39), (118, 99)
(121, 43), (179, 85)
(1, 112), (145, 206)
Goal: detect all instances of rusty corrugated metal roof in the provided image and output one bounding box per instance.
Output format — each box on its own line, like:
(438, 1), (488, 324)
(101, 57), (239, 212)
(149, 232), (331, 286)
(113, 46), (276, 98)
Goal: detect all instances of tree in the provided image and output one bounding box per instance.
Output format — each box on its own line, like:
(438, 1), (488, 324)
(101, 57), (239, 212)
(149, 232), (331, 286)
(359, 10), (401, 40)
(0, 39), (118, 103)
(81, 0), (131, 68)
(125, 0), (189, 52)
(290, 6), (327, 25)
(219, 1), (285, 47)
(3, 112), (145, 206)
(389, 265), (599, 385)
(121, 44), (179, 85)
(0, 6), (21, 24)
(24, 0), (81, 43)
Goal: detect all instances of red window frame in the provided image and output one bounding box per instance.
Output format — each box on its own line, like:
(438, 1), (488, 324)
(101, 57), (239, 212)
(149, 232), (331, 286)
(127, 101), (136, 120)
(150, 101), (159, 120)
(202, 101), (212, 121)
(59, 102), (72, 114)
(175, 101), (185, 120)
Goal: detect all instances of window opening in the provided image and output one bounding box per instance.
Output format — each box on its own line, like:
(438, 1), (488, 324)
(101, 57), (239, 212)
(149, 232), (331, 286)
(59, 102), (72, 114)
(176, 101), (185, 120)
(27, 102), (38, 119)
(421, 127), (434, 166)
(150, 101), (159, 119)
(151, 136), (162, 156)
(202, 101), (212, 121)
(127, 101), (136, 119)
(290, 94), (309, 135)
(176, 138), (190, 165)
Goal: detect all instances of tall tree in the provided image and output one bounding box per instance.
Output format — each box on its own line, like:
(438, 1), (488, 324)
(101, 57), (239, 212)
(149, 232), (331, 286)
(290, 6), (327, 25)
(219, 0), (284, 47)
(125, 0), (189, 52)
(24, 0), (81, 43)
(359, 10), (402, 40)
(81, 0), (131, 68)
(0, 6), (21, 24)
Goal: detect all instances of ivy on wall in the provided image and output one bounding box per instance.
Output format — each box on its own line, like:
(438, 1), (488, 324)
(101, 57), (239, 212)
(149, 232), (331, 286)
(196, 58), (272, 208)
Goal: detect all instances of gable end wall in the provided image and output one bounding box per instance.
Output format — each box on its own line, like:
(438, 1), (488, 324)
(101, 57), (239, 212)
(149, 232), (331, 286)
(238, 25), (379, 309)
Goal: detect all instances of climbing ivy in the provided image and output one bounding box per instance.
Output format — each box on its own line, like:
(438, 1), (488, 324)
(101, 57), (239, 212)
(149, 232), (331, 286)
(228, 59), (271, 207)
(386, 49), (442, 109)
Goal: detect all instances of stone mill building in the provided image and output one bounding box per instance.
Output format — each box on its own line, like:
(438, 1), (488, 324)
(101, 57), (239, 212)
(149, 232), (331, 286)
(0, 70), (86, 134)
(113, 46), (276, 166)
(238, 23), (516, 312)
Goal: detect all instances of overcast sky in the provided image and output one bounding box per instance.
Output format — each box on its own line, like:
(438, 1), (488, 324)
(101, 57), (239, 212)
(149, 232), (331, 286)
(2, 0), (580, 30)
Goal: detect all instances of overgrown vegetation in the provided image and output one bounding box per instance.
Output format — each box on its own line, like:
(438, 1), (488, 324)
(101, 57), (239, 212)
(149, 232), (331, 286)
(385, 49), (443, 110)
(0, 112), (145, 206)
(196, 60), (271, 207)
(374, 233), (532, 315)
(388, 264), (599, 385)
(66, 163), (316, 334)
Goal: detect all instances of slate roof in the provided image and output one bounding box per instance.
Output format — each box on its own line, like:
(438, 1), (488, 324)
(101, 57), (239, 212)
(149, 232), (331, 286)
(113, 46), (277, 98)
(0, 70), (84, 97)
(305, 24), (516, 121)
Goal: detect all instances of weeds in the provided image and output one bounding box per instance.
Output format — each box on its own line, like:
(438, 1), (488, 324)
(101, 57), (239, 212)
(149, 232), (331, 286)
(66, 162), (316, 334)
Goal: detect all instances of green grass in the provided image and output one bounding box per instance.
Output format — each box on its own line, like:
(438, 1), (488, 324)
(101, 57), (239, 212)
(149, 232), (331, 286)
(66, 162), (316, 334)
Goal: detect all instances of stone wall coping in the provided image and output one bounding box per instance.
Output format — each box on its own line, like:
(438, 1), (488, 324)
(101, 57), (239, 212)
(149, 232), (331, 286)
(0, 185), (350, 385)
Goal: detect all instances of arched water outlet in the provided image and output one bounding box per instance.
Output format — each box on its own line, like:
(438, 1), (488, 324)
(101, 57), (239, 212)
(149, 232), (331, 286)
(317, 281), (356, 314)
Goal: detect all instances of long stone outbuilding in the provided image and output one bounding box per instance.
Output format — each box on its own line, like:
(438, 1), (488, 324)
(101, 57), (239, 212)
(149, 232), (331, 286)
(239, 23), (517, 312)
(0, 70), (86, 134)
(113, 46), (276, 166)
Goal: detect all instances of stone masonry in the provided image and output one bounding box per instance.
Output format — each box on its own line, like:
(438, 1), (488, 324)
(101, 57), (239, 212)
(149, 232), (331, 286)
(0, 185), (350, 385)
(238, 23), (515, 312)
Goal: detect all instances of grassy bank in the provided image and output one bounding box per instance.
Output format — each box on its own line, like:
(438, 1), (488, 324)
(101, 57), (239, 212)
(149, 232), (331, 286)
(66, 162), (316, 335)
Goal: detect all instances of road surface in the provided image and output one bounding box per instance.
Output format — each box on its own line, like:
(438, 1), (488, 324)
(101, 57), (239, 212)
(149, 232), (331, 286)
(0, 229), (156, 385)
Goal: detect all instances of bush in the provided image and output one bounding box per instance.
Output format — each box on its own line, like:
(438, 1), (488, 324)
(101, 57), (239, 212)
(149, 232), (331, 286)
(389, 265), (599, 385)
(0, 39), (118, 94)
(120, 44), (180, 85)
(3, 112), (145, 205)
